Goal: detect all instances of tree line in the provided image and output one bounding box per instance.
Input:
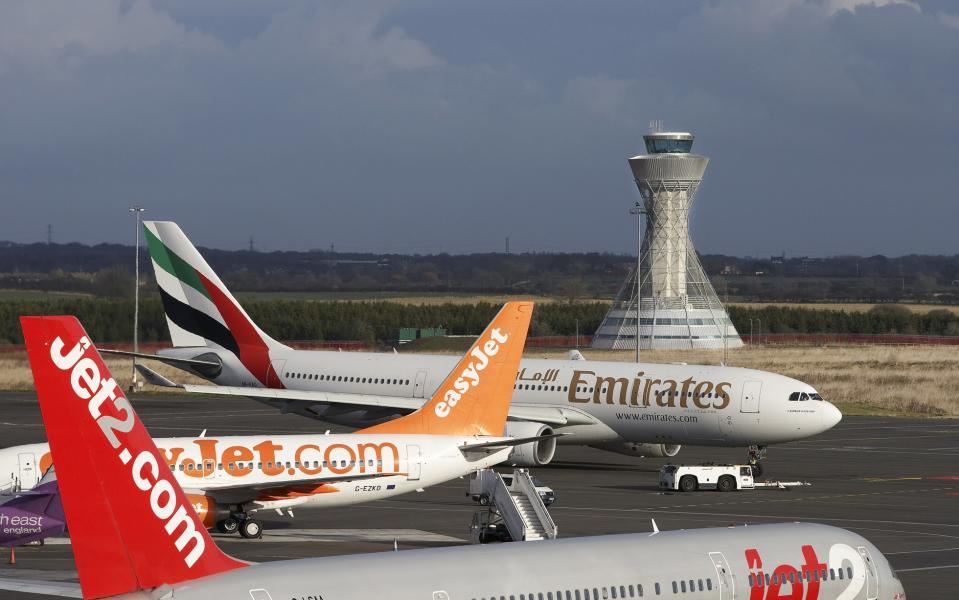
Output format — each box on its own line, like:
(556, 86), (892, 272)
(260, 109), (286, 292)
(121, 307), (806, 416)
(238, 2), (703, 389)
(2, 298), (958, 345)
(726, 304), (959, 337)
(3, 239), (959, 304)
(0, 299), (610, 345)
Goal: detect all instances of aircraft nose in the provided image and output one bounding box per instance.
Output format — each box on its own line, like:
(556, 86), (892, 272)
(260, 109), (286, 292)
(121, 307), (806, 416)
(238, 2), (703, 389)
(821, 402), (842, 430)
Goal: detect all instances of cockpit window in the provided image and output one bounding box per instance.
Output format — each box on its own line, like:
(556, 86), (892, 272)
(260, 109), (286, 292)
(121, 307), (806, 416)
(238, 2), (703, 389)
(799, 393), (809, 401)
(809, 393), (824, 401)
(789, 392), (800, 401)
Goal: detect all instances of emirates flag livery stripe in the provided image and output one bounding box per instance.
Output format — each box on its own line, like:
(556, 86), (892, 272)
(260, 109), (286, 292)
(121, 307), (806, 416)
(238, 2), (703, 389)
(157, 288), (240, 356)
(144, 226), (212, 302)
(195, 269), (282, 387)
(144, 221), (286, 389)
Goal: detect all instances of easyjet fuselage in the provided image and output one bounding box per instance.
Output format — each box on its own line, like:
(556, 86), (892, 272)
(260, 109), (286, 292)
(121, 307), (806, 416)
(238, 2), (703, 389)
(179, 347), (842, 447)
(0, 434), (510, 513)
(110, 523), (905, 600)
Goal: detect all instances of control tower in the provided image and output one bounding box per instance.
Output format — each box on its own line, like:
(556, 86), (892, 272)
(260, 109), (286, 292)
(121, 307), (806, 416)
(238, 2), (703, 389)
(592, 131), (742, 350)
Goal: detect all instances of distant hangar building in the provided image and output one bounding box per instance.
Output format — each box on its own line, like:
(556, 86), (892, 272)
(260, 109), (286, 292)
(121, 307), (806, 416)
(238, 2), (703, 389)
(592, 131), (742, 350)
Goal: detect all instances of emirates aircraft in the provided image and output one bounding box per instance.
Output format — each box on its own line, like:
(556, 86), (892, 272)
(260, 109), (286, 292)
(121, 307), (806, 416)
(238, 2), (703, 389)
(119, 221), (842, 474)
(1, 304), (556, 538)
(3, 315), (906, 599)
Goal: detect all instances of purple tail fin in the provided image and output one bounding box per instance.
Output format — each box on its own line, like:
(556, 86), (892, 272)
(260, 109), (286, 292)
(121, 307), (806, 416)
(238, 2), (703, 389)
(0, 476), (65, 547)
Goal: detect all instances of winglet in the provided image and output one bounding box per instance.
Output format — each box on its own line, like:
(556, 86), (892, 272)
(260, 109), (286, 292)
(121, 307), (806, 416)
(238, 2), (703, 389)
(360, 302), (533, 436)
(20, 316), (245, 599)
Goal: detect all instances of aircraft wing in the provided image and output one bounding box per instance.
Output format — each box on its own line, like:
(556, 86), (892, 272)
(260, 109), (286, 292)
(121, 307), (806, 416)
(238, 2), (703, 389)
(181, 383), (426, 412)
(177, 383), (596, 425)
(136, 364), (598, 426)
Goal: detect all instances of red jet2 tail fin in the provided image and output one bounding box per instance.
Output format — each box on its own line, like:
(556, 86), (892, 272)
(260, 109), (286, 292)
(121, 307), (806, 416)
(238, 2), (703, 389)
(21, 316), (245, 599)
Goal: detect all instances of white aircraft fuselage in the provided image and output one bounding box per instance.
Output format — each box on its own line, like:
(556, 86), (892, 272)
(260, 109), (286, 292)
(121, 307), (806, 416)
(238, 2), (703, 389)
(175, 346), (842, 449)
(0, 434), (510, 517)
(113, 523), (905, 600)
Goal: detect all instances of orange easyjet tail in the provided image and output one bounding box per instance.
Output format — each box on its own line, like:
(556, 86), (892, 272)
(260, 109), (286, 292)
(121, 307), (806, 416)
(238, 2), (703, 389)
(360, 301), (533, 437)
(20, 316), (245, 599)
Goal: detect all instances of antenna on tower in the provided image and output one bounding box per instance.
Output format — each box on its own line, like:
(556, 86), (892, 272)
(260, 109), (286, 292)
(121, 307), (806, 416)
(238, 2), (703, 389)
(505, 237), (510, 255)
(249, 236), (255, 252)
(46, 224), (53, 245)
(648, 119), (664, 133)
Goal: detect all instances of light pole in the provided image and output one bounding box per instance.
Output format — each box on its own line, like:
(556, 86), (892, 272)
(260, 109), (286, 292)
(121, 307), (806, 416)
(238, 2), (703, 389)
(129, 206), (146, 392)
(629, 200), (644, 363)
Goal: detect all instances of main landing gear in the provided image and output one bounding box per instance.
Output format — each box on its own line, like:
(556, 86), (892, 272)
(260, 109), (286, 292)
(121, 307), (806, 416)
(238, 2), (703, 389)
(216, 512), (262, 539)
(747, 445), (767, 478)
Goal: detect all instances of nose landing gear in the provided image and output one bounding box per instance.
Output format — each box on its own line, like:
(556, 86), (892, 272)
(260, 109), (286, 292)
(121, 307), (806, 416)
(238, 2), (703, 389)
(747, 445), (767, 478)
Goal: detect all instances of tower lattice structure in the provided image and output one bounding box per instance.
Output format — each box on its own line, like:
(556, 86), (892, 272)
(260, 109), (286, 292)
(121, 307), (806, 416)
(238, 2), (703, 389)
(592, 131), (742, 350)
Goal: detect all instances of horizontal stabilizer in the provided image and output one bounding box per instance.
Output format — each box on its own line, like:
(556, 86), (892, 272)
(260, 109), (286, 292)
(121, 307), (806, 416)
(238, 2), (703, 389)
(459, 433), (568, 453)
(100, 348), (221, 369)
(0, 578), (81, 598)
(135, 363), (182, 388)
(202, 471), (407, 494)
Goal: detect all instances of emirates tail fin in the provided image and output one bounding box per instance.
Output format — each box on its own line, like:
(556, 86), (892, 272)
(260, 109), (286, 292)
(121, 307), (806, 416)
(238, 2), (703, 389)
(360, 302), (532, 436)
(143, 220), (287, 353)
(144, 220), (289, 387)
(21, 316), (246, 599)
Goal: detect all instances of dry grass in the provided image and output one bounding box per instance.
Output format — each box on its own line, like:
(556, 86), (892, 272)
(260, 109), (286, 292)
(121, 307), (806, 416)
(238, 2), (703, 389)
(0, 354), (208, 392)
(234, 291), (568, 305)
(2, 345), (956, 418)
(730, 302), (959, 315)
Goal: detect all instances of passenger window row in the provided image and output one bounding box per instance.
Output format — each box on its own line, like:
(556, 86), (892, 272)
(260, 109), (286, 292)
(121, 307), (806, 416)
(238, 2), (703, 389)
(168, 459), (384, 472)
(562, 385), (720, 400)
(671, 579), (712, 594)
(472, 583), (646, 600)
(471, 578), (718, 600)
(285, 372), (410, 386)
(748, 566), (852, 587)
(515, 384), (570, 392)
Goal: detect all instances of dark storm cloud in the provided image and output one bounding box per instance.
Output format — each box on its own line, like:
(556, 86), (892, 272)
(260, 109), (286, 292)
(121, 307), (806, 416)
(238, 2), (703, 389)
(0, 0), (956, 256)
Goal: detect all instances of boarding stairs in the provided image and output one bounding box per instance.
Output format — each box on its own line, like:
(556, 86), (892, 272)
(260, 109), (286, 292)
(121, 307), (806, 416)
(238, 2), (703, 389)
(469, 468), (557, 543)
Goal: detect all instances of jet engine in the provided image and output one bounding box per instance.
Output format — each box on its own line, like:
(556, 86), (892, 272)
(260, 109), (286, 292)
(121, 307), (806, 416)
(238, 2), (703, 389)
(505, 422), (557, 466)
(591, 442), (681, 458)
(185, 494), (230, 529)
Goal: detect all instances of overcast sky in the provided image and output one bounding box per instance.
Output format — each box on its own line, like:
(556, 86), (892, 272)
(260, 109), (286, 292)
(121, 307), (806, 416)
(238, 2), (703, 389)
(1, 0), (957, 256)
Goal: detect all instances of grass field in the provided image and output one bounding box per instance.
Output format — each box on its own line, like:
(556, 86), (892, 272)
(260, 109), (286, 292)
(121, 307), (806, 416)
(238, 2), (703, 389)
(0, 355), (208, 392)
(729, 302), (959, 315)
(234, 291), (568, 304)
(0, 289), (93, 301)
(1, 344), (955, 418)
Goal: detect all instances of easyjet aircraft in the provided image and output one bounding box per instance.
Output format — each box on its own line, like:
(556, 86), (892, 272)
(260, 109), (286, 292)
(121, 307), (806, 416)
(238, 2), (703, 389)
(118, 221), (841, 474)
(1, 304), (552, 538)
(3, 315), (905, 600)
